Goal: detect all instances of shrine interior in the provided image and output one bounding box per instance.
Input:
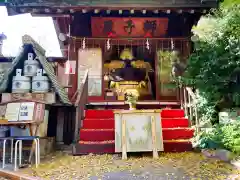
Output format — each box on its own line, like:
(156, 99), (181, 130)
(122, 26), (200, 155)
(66, 10), (201, 102)
(103, 45), (156, 100)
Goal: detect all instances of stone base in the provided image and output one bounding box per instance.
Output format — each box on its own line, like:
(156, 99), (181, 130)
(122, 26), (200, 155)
(219, 108), (240, 124)
(202, 149), (234, 162)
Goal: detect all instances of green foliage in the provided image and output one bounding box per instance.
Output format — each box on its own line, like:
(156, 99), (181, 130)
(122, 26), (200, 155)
(194, 128), (223, 149)
(194, 93), (217, 123)
(183, 5), (240, 123)
(222, 0), (240, 7)
(194, 122), (240, 154)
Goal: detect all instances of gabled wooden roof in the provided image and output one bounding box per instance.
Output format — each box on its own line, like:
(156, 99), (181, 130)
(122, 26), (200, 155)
(0, 35), (72, 105)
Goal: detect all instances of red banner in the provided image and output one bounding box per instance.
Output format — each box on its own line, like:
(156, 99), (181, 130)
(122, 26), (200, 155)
(91, 17), (168, 37)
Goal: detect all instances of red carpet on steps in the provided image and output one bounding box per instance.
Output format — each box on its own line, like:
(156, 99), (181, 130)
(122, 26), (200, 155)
(77, 109), (194, 154)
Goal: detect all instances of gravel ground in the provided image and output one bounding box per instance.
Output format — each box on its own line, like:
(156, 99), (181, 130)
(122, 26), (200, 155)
(19, 152), (240, 180)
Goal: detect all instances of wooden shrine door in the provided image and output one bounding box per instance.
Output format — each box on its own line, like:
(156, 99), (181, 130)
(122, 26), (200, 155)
(78, 48), (104, 101)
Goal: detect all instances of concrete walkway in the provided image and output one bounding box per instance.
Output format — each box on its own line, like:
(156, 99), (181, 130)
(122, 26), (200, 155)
(18, 152), (240, 180)
(90, 164), (188, 180)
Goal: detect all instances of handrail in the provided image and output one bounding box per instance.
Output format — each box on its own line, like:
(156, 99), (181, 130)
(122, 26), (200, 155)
(74, 69), (89, 106)
(181, 86), (200, 134)
(73, 69), (89, 146)
(186, 87), (197, 100)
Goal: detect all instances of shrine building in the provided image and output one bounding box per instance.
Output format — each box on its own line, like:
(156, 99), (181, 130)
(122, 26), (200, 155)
(0, 0), (219, 154)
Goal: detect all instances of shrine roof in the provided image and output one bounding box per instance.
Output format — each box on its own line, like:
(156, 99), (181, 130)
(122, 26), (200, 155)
(5, 0), (219, 8)
(5, 0), (219, 15)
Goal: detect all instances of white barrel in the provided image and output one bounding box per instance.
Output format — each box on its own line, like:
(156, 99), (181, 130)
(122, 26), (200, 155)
(12, 76), (31, 93)
(24, 59), (40, 77)
(32, 75), (50, 93)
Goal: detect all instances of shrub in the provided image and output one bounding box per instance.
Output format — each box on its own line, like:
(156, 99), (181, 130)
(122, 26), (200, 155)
(183, 5), (240, 124)
(194, 122), (240, 154)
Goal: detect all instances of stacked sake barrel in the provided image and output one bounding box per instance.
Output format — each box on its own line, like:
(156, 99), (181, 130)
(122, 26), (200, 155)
(12, 53), (50, 93)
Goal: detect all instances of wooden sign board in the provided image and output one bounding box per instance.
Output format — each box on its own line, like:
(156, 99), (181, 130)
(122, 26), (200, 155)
(4, 102), (45, 122)
(9, 102), (47, 137)
(78, 48), (103, 96)
(114, 110), (163, 159)
(5, 103), (21, 121)
(18, 102), (35, 121)
(91, 17), (169, 37)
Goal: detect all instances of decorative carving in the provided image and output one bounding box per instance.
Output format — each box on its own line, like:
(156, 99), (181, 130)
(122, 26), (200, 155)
(124, 20), (135, 35)
(104, 60), (125, 71)
(131, 60), (153, 72)
(103, 20), (115, 36)
(120, 48), (134, 60)
(143, 20), (157, 36)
